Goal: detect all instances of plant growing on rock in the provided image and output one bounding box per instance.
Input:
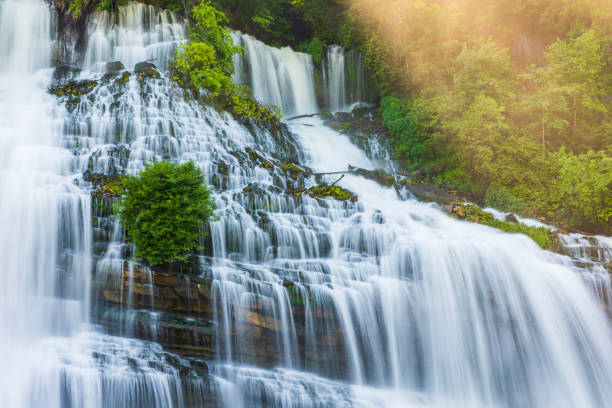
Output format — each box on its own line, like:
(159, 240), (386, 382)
(118, 160), (215, 266)
(171, 0), (282, 125)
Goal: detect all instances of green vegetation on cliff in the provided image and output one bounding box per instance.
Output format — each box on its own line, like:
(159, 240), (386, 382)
(450, 203), (552, 249)
(171, 0), (282, 124)
(118, 161), (215, 266)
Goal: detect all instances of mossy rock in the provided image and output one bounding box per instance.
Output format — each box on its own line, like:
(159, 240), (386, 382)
(450, 202), (552, 249)
(134, 61), (161, 79)
(84, 172), (121, 201)
(49, 79), (98, 98)
(450, 202), (495, 223)
(288, 184), (358, 202)
(245, 148), (274, 170)
(281, 162), (307, 175)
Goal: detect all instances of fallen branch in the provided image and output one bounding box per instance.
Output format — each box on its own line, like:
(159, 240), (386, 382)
(331, 174), (344, 186)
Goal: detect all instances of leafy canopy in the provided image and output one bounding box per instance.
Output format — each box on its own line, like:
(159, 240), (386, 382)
(118, 161), (215, 266)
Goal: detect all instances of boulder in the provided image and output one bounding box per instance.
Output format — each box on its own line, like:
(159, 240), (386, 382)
(505, 213), (519, 223)
(134, 61), (161, 79)
(106, 61), (125, 73)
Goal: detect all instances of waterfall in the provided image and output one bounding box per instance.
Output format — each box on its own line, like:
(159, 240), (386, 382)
(231, 31), (319, 116)
(1, 1), (612, 407)
(83, 2), (186, 72)
(0, 0), (91, 404)
(324, 45), (347, 112)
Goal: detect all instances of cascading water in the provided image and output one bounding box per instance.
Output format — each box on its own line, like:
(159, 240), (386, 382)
(0, 0), (90, 404)
(83, 2), (185, 72)
(231, 31), (319, 116)
(0, 2), (216, 407)
(323, 45), (347, 112)
(2, 1), (612, 407)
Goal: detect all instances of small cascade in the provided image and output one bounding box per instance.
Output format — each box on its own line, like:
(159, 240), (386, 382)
(83, 2), (186, 72)
(324, 45), (347, 112)
(323, 45), (373, 112)
(231, 31), (319, 116)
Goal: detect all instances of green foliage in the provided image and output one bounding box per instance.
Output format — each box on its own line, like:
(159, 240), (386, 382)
(172, 0), (282, 125)
(118, 161), (215, 266)
(68, 0), (84, 16)
(546, 149), (612, 232)
(338, 0), (611, 233)
(453, 203), (552, 249)
(484, 186), (529, 214)
(521, 29), (609, 151)
(297, 38), (325, 64)
(380, 95), (435, 170)
(435, 168), (480, 196)
(485, 219), (552, 249)
(214, 0), (308, 46)
(191, 0), (240, 76)
(97, 0), (127, 12)
(173, 42), (230, 96)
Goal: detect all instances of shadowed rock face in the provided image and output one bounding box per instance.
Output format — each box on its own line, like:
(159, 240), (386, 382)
(95, 259), (349, 377)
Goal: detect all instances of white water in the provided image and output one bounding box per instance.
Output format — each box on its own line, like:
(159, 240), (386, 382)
(0, 0), (91, 404)
(231, 31), (319, 116)
(324, 45), (347, 112)
(0, 2), (213, 407)
(83, 2), (185, 72)
(2, 1), (611, 407)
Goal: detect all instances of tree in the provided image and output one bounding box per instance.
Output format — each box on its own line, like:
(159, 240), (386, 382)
(526, 29), (608, 151)
(118, 161), (215, 266)
(546, 149), (612, 232)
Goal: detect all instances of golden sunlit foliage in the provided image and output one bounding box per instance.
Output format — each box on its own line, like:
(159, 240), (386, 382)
(342, 0), (611, 233)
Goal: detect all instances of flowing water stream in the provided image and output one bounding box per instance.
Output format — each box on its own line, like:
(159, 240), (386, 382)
(1, 1), (611, 407)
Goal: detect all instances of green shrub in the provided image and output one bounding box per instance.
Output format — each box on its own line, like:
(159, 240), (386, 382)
(452, 203), (551, 249)
(485, 219), (551, 249)
(97, 0), (127, 12)
(297, 38), (326, 64)
(380, 95), (435, 170)
(118, 161), (215, 266)
(484, 186), (529, 214)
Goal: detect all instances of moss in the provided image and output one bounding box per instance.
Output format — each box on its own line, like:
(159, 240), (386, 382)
(281, 162), (307, 175)
(288, 184), (358, 202)
(246, 148), (274, 170)
(134, 62), (161, 79)
(49, 80), (98, 99)
(450, 203), (552, 249)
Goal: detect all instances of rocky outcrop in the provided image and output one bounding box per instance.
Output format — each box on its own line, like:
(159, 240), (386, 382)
(95, 260), (349, 373)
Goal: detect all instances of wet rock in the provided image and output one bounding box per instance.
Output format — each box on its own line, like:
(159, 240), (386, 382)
(505, 213), (519, 223)
(134, 61), (161, 79)
(348, 165), (395, 187)
(106, 61), (125, 72)
(53, 64), (81, 80)
(246, 147), (275, 170)
(49, 79), (98, 98)
(93, 242), (109, 255)
(281, 162), (308, 176)
(399, 180), (458, 205)
(410, 164), (444, 180)
(287, 184), (358, 202)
